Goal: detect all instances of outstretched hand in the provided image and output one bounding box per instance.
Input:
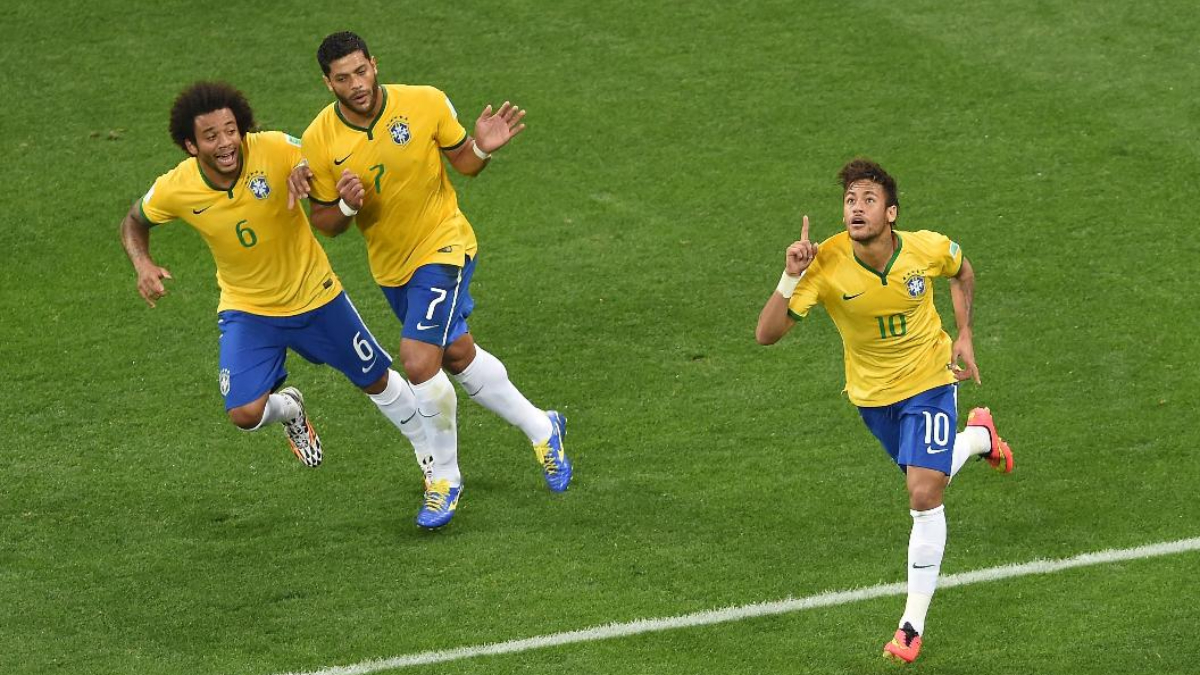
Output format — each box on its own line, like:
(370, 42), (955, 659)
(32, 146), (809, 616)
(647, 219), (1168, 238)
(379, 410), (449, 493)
(785, 216), (819, 276)
(473, 101), (527, 154)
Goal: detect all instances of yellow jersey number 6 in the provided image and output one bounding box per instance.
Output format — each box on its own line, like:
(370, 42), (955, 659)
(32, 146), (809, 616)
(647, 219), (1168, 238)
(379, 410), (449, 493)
(235, 219), (258, 248)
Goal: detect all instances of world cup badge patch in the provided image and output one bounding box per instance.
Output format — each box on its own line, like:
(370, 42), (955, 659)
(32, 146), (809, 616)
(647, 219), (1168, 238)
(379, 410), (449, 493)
(904, 271), (927, 298)
(389, 116), (412, 146)
(219, 368), (231, 396)
(247, 172), (271, 200)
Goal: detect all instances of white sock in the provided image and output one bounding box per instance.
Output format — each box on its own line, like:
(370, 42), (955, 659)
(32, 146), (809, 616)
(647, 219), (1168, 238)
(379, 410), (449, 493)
(248, 393), (300, 431)
(902, 504), (946, 636)
(950, 426), (991, 478)
(368, 369), (428, 461)
(411, 370), (461, 486)
(451, 346), (553, 444)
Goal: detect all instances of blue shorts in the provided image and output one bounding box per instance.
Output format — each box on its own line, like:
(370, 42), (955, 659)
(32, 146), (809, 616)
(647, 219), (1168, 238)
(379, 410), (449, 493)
(216, 292), (392, 410)
(379, 256), (476, 348)
(858, 384), (958, 475)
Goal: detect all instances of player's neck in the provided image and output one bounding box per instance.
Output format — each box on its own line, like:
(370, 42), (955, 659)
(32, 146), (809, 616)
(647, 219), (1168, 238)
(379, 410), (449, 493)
(198, 158), (240, 192)
(339, 87), (384, 128)
(851, 229), (897, 272)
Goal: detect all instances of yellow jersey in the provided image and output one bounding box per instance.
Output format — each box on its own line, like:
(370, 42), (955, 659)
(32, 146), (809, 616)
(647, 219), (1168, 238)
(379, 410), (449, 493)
(139, 131), (342, 316)
(301, 84), (478, 287)
(788, 230), (964, 407)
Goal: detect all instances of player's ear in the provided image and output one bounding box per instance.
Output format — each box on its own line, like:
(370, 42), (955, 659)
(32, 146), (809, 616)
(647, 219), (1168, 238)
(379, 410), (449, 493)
(322, 75), (334, 93)
(183, 138), (199, 157)
(370, 56), (378, 73)
(887, 204), (898, 225)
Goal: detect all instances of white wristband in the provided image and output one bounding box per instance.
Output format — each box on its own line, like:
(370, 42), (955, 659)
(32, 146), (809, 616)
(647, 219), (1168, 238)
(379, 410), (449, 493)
(776, 270), (803, 298)
(338, 199), (359, 217)
(471, 141), (491, 160)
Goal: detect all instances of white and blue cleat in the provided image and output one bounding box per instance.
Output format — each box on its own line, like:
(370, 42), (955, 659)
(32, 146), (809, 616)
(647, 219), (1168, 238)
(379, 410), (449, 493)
(534, 410), (572, 493)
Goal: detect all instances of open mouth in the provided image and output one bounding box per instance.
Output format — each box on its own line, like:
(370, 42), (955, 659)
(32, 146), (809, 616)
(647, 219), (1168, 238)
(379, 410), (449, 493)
(352, 91), (370, 107)
(214, 149), (237, 170)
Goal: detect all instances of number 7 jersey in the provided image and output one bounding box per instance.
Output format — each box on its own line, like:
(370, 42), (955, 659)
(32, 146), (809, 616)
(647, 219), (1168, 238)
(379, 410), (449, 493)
(301, 84), (478, 287)
(787, 230), (964, 407)
(138, 131), (342, 316)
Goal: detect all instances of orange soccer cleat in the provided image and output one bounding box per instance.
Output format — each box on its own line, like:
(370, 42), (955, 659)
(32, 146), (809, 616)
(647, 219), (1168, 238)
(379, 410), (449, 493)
(883, 622), (922, 663)
(967, 407), (1014, 473)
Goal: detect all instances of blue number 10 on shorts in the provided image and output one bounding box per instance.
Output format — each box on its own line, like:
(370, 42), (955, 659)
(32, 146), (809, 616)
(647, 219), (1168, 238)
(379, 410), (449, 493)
(858, 383), (958, 475)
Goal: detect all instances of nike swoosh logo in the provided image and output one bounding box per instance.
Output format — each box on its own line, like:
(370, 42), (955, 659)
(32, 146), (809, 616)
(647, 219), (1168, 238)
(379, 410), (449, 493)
(926, 446), (949, 455)
(842, 291), (865, 300)
(416, 322), (440, 330)
(192, 205), (213, 214)
(912, 564), (938, 569)
(334, 153), (353, 165)
(359, 358), (377, 374)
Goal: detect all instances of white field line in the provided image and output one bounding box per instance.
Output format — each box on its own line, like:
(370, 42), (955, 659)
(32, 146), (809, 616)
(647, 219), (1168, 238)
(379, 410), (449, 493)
(274, 536), (1200, 675)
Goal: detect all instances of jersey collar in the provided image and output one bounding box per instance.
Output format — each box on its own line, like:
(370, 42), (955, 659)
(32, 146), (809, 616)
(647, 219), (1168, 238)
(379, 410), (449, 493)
(195, 140), (247, 199)
(852, 232), (904, 285)
(335, 85), (389, 140)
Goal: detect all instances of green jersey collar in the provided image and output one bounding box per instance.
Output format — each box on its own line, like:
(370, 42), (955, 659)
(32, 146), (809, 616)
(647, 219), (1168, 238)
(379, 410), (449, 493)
(335, 86), (389, 140)
(852, 232), (904, 285)
(195, 142), (246, 199)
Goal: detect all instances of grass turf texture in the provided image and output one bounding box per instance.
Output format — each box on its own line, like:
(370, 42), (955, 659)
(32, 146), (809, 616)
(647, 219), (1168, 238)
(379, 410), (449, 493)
(2, 1), (1197, 673)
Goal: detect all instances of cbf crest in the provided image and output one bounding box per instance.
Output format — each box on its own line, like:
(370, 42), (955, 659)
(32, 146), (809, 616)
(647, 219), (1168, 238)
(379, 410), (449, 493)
(247, 171), (271, 200)
(903, 270), (928, 298)
(218, 368), (231, 396)
(388, 116), (412, 146)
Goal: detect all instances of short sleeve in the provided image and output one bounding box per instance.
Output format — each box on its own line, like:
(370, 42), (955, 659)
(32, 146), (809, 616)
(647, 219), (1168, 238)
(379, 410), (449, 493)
(138, 175), (176, 225)
(301, 126), (339, 204)
(279, 132), (304, 167)
(921, 230), (964, 277)
(435, 89), (468, 150)
(786, 262), (824, 321)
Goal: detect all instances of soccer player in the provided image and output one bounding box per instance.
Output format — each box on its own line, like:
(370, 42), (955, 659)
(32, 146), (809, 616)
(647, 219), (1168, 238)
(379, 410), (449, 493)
(755, 159), (1015, 663)
(119, 81), (426, 470)
(288, 32), (571, 529)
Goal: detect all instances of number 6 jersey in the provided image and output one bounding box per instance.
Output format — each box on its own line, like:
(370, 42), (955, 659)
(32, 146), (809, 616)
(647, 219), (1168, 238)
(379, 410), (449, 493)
(139, 131), (342, 316)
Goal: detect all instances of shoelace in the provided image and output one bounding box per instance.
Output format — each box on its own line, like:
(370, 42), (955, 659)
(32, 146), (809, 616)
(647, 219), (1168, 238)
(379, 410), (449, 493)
(535, 443), (560, 475)
(423, 482), (451, 511)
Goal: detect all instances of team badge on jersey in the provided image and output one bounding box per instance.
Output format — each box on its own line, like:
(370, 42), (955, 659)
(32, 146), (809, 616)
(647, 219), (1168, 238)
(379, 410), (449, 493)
(219, 368), (231, 396)
(388, 116), (412, 146)
(904, 270), (928, 298)
(247, 172), (271, 200)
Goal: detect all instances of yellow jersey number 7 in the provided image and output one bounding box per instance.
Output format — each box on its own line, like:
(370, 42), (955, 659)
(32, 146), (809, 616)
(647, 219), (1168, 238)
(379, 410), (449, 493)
(368, 163), (386, 193)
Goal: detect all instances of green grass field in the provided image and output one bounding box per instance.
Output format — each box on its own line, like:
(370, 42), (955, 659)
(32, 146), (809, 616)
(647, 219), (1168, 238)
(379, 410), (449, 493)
(3, 1), (1198, 673)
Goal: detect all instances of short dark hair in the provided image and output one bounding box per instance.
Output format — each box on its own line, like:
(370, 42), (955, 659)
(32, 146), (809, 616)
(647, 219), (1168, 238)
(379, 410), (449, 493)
(168, 81), (256, 152)
(837, 158), (899, 211)
(317, 31), (371, 75)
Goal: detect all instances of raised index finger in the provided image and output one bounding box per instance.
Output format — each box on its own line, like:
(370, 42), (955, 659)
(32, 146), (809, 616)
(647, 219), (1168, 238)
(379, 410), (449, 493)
(801, 215), (811, 242)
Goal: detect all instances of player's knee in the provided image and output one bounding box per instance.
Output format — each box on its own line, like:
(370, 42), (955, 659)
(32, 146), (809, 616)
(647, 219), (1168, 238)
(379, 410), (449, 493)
(441, 337), (476, 374)
(908, 486), (944, 511)
(228, 404), (264, 430)
(402, 352), (441, 384)
(442, 349), (473, 375)
(362, 375), (388, 395)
